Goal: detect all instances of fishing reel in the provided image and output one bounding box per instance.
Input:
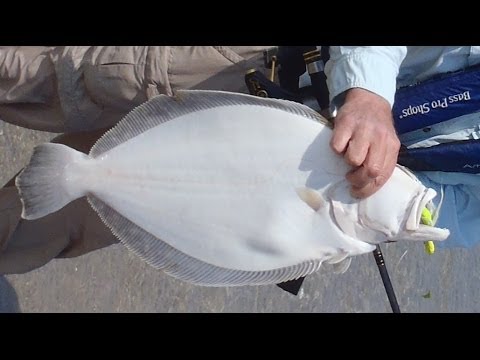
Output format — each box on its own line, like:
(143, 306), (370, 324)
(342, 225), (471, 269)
(245, 46), (333, 120)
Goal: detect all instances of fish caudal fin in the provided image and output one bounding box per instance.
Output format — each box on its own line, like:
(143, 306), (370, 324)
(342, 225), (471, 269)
(15, 143), (90, 220)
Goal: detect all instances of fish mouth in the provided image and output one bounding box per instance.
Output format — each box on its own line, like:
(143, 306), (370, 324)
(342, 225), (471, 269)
(405, 187), (438, 231)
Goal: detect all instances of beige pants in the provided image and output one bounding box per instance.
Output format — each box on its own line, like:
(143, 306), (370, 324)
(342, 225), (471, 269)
(0, 46), (272, 274)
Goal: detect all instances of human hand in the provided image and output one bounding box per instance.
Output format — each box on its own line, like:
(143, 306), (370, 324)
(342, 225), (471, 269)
(330, 88), (401, 198)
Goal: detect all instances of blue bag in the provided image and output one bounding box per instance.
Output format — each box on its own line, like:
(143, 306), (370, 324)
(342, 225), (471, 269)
(392, 65), (480, 173)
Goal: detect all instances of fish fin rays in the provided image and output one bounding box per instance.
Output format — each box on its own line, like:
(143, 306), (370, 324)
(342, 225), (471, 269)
(87, 194), (326, 286)
(16, 143), (89, 220)
(90, 90), (327, 157)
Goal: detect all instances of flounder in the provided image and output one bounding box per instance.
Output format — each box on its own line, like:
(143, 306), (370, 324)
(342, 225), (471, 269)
(16, 90), (450, 286)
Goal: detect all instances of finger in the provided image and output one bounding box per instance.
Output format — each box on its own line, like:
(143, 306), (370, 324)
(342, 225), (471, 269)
(346, 166), (372, 189)
(344, 135), (370, 167)
(351, 181), (376, 199)
(382, 140), (400, 182)
(351, 143), (399, 198)
(363, 136), (387, 179)
(330, 117), (354, 154)
(350, 171), (386, 198)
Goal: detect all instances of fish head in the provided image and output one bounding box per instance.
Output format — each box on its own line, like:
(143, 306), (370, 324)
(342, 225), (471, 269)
(327, 165), (450, 245)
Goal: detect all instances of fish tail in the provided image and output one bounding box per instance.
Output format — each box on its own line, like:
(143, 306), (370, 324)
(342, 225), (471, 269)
(16, 143), (90, 220)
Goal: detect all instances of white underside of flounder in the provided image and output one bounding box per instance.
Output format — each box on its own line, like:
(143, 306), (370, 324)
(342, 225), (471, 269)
(83, 105), (370, 272)
(17, 90), (449, 286)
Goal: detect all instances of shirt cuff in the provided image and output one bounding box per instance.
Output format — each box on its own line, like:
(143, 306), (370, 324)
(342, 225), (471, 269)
(325, 51), (400, 109)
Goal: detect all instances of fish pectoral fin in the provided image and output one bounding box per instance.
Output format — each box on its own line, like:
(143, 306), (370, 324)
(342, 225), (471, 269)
(296, 187), (325, 212)
(324, 251), (352, 274)
(331, 257), (352, 274)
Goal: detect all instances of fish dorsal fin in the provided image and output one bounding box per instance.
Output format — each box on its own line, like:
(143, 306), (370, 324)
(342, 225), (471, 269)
(296, 187), (325, 212)
(90, 90), (328, 157)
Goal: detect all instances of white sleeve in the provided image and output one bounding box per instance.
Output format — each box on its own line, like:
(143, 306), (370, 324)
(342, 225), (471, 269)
(324, 46), (408, 108)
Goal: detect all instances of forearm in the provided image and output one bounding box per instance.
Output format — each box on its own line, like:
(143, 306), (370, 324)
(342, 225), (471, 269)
(327, 48), (405, 198)
(324, 46), (408, 108)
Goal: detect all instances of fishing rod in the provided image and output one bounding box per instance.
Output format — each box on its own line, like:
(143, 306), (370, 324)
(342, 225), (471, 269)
(373, 245), (401, 313)
(245, 46), (402, 313)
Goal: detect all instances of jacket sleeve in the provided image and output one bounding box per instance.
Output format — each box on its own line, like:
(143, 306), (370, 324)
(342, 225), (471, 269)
(324, 46), (408, 108)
